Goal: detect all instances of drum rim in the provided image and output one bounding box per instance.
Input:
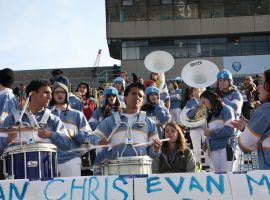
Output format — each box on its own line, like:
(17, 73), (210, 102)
(3, 143), (57, 155)
(102, 156), (152, 164)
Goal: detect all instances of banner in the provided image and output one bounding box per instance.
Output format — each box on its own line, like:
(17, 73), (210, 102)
(0, 171), (269, 199)
(223, 55), (270, 75)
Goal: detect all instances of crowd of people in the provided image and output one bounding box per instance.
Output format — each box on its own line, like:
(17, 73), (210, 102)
(0, 66), (269, 180)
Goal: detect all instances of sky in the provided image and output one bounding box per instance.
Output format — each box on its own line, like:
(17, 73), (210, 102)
(0, 0), (120, 71)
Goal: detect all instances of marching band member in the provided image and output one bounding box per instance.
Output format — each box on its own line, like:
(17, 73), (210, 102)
(89, 87), (121, 131)
(168, 80), (183, 125)
(232, 69), (270, 169)
(113, 77), (126, 109)
(217, 69), (243, 117)
(141, 86), (171, 138)
(217, 69), (243, 170)
(0, 68), (19, 179)
(88, 82), (162, 166)
(200, 90), (235, 173)
(50, 82), (92, 177)
(152, 122), (196, 173)
(0, 80), (72, 151)
(149, 72), (170, 109)
(183, 87), (206, 165)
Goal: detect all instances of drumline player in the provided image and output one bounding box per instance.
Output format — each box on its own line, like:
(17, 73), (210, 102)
(49, 82), (92, 177)
(88, 82), (162, 166)
(0, 68), (19, 180)
(0, 80), (73, 152)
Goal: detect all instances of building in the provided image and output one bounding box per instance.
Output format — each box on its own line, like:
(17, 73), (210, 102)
(105, 0), (270, 81)
(13, 66), (118, 89)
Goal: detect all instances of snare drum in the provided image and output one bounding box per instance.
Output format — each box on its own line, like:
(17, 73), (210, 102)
(3, 143), (57, 180)
(101, 156), (152, 175)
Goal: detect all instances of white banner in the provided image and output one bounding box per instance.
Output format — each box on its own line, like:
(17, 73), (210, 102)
(223, 55), (270, 75)
(0, 171), (269, 199)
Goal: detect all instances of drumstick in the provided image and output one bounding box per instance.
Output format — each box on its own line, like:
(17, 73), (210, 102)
(133, 138), (170, 147)
(68, 144), (109, 152)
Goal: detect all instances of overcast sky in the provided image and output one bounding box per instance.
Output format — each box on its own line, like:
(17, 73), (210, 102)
(0, 0), (120, 71)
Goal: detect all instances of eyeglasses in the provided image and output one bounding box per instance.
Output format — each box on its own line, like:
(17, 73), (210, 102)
(54, 91), (66, 95)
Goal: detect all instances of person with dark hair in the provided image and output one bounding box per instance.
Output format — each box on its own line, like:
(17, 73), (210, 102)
(89, 87), (121, 131)
(0, 79), (73, 153)
(152, 122), (196, 173)
(88, 82), (162, 168)
(0, 68), (19, 180)
(75, 82), (96, 121)
(141, 86), (171, 138)
(239, 76), (256, 119)
(0, 68), (19, 126)
(51, 69), (63, 77)
(232, 69), (270, 170)
(119, 70), (130, 85)
(200, 90), (235, 172)
(50, 82), (92, 177)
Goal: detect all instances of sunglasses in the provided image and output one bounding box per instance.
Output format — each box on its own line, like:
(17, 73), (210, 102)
(107, 94), (117, 97)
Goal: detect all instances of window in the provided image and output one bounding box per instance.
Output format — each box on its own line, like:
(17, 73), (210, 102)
(148, 5), (161, 20)
(161, 4), (173, 20)
(108, 7), (121, 22)
(107, 0), (121, 6)
(136, 6), (147, 20)
(123, 0), (133, 6)
(121, 6), (136, 21)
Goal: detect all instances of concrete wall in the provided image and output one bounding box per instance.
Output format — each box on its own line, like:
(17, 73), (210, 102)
(107, 15), (270, 38)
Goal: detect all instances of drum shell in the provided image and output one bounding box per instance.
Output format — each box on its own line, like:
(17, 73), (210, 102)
(3, 143), (57, 180)
(100, 156), (152, 176)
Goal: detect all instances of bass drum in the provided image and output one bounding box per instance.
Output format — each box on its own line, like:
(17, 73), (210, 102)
(3, 143), (57, 180)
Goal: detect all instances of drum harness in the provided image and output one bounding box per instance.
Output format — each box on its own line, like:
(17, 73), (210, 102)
(1, 109), (53, 179)
(13, 108), (51, 144)
(107, 111), (146, 157)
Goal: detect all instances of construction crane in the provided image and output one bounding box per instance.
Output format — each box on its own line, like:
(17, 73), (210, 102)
(91, 49), (102, 77)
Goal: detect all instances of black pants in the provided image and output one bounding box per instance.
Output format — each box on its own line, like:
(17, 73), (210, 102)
(0, 160), (4, 180)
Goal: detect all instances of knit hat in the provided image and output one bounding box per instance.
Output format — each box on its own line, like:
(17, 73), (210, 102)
(113, 77), (126, 90)
(146, 86), (160, 96)
(217, 69), (233, 81)
(52, 82), (69, 103)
